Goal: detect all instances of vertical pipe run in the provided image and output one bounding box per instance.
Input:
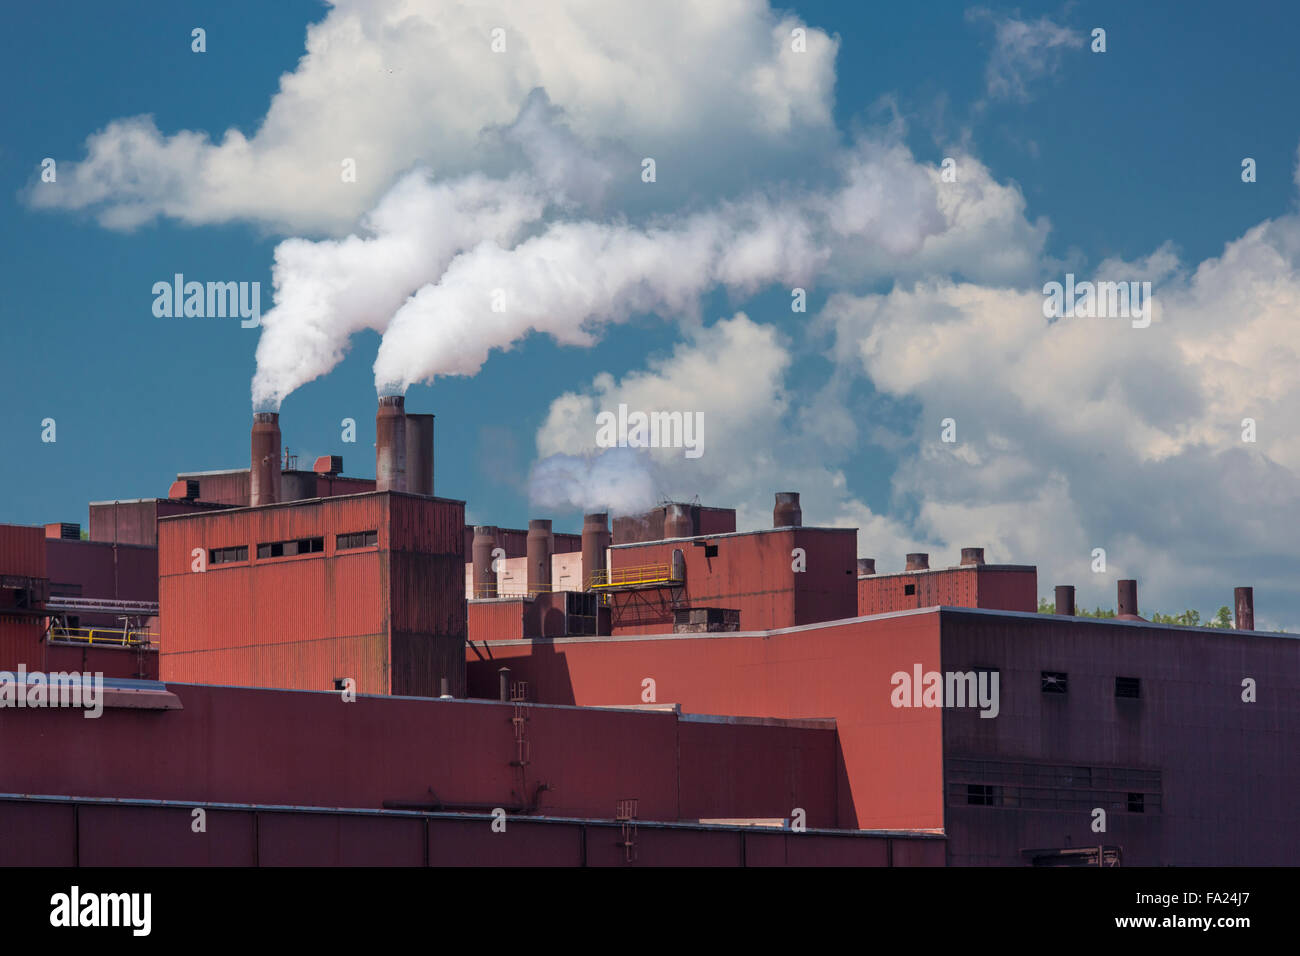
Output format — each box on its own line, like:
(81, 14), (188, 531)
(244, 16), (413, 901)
(1234, 587), (1254, 631)
(582, 513), (610, 589)
(1055, 585), (1075, 616)
(375, 396), (407, 493)
(471, 526), (499, 599)
(526, 519), (553, 595)
(405, 413), (434, 496)
(1117, 579), (1139, 617)
(250, 412), (282, 506)
(498, 667), (511, 702)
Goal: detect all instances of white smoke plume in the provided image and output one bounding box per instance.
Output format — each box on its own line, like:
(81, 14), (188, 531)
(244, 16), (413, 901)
(369, 140), (951, 394)
(528, 447), (661, 515)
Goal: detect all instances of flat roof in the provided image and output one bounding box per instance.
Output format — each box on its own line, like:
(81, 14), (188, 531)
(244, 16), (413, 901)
(474, 603), (1297, 645)
(612, 525), (855, 548)
(157, 488), (467, 520)
(859, 564), (1037, 578)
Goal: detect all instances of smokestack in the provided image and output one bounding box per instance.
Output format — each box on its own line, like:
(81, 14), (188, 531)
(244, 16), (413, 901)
(857, 558), (876, 576)
(773, 492), (802, 528)
(1117, 579), (1139, 618)
(582, 513), (610, 587)
(471, 526), (499, 599)
(960, 547), (985, 567)
(1055, 585), (1075, 616)
(375, 396), (407, 493)
(250, 412), (282, 506)
(498, 666), (511, 702)
(526, 519), (553, 594)
(1234, 587), (1254, 631)
(664, 503), (693, 539)
(906, 553), (929, 571)
(405, 413), (434, 496)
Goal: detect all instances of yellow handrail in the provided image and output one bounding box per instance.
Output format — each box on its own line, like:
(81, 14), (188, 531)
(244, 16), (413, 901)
(50, 627), (156, 647)
(587, 563), (679, 590)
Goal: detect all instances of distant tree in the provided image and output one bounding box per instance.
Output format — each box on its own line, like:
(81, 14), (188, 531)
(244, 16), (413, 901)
(1039, 599), (1235, 628)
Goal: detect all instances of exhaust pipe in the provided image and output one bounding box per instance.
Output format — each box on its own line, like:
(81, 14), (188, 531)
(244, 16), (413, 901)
(376, 396), (407, 493)
(250, 412), (282, 506)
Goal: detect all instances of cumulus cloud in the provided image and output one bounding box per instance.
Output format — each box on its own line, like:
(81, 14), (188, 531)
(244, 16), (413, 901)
(529, 312), (918, 555)
(29, 0), (838, 233)
(818, 207), (1300, 628)
(967, 9), (1081, 103)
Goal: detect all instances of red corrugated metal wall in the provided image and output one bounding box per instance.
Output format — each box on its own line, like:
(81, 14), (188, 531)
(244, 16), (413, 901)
(0, 683), (838, 828)
(158, 496), (390, 694)
(609, 528), (857, 634)
(466, 611), (947, 831)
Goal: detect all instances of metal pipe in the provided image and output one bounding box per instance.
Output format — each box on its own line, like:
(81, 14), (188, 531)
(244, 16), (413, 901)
(250, 412), (282, 506)
(1234, 587), (1254, 631)
(375, 396), (407, 493)
(1055, 585), (1075, 616)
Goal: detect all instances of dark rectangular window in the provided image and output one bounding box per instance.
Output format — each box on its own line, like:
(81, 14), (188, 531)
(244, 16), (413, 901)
(1041, 671), (1068, 694)
(256, 537), (324, 559)
(904, 583), (916, 596)
(967, 784), (997, 806)
(1128, 792), (1145, 813)
(209, 546), (248, 565)
(1116, 676), (1141, 699)
(336, 530), (378, 550)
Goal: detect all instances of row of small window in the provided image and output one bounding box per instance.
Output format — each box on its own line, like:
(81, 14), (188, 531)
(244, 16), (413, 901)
(1041, 671), (1141, 699)
(966, 784), (1149, 813)
(209, 530), (377, 566)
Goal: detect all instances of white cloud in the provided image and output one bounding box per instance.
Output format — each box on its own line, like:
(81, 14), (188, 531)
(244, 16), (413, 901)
(967, 9), (1081, 103)
(819, 209), (1300, 628)
(29, 0), (838, 233)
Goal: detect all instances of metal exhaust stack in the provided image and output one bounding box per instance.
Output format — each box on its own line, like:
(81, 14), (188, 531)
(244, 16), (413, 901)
(250, 412), (282, 506)
(1055, 585), (1075, 616)
(906, 553), (929, 571)
(405, 413), (434, 496)
(1234, 587), (1254, 631)
(471, 526), (499, 599)
(857, 558), (876, 576)
(664, 503), (693, 539)
(375, 396), (407, 493)
(582, 513), (610, 588)
(960, 547), (985, 567)
(526, 519), (553, 595)
(774, 492), (802, 528)
(1117, 579), (1139, 618)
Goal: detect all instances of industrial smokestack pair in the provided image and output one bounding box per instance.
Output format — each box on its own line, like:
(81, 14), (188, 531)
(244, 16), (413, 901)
(376, 396), (434, 495)
(249, 398), (433, 506)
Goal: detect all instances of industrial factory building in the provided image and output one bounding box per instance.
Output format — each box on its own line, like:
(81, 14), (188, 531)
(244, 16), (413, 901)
(0, 398), (1296, 867)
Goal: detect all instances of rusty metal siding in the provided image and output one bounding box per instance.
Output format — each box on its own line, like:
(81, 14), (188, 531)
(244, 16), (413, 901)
(469, 599), (527, 642)
(973, 567), (1037, 612)
(608, 529), (856, 633)
(158, 495), (392, 692)
(859, 566), (1038, 615)
(940, 609), (1300, 865)
(791, 529), (858, 625)
(0, 524), (45, 577)
(0, 798), (937, 866)
(467, 611), (948, 831)
(46, 539), (157, 607)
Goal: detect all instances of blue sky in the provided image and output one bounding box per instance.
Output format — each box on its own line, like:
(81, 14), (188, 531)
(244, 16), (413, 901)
(2, 0), (1299, 626)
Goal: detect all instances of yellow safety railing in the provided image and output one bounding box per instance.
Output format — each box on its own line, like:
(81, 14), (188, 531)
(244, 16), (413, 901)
(587, 563), (679, 590)
(50, 627), (156, 647)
